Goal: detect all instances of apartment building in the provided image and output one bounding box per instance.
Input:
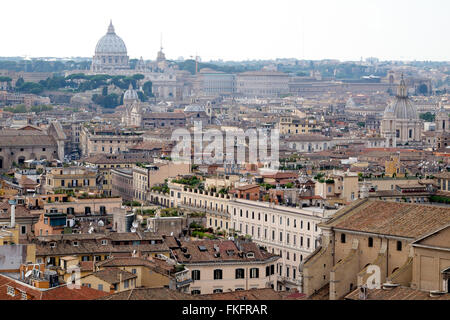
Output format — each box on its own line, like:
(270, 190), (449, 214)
(162, 183), (337, 291)
(171, 238), (280, 295)
(133, 162), (191, 202)
(84, 153), (151, 196)
(278, 116), (321, 135)
(42, 167), (98, 194)
(169, 183), (232, 231)
(34, 232), (170, 267)
(314, 171), (359, 205)
(285, 134), (332, 153)
(228, 199), (336, 291)
(80, 126), (143, 156)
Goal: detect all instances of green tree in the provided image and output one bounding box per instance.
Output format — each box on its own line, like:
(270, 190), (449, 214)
(132, 74), (145, 81)
(143, 81), (154, 97)
(15, 77), (24, 88)
(417, 84), (428, 95)
(419, 112), (435, 122)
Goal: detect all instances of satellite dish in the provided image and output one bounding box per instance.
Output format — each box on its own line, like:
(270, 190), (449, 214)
(132, 221), (139, 228)
(47, 257), (51, 263)
(136, 215), (143, 222)
(98, 220), (104, 227)
(130, 227), (137, 233)
(88, 227), (94, 234)
(170, 232), (173, 236)
(25, 270), (32, 278)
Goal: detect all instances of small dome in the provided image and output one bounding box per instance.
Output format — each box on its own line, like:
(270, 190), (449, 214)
(124, 84), (139, 101)
(95, 21), (127, 54)
(184, 104), (205, 112)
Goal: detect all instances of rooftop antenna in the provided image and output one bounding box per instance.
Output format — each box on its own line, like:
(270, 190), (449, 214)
(160, 32), (163, 52)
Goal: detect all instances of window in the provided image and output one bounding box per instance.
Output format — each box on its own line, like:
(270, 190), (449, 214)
(213, 269), (223, 280)
(124, 279), (129, 288)
(341, 233), (346, 243)
(98, 284), (103, 291)
(235, 268), (245, 279)
(396, 241), (402, 251)
(368, 237), (373, 247)
(213, 289), (223, 293)
(250, 268), (259, 279)
(73, 241), (79, 247)
(21, 225), (26, 235)
(192, 270), (200, 280)
(101, 240), (107, 245)
(191, 290), (201, 295)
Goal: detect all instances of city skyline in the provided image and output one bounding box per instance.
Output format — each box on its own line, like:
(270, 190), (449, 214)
(1, 0), (449, 62)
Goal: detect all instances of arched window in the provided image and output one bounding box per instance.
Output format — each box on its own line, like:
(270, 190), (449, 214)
(213, 269), (222, 280)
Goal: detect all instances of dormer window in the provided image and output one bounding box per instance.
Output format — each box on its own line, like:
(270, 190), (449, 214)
(6, 286), (15, 297)
(73, 241), (79, 247)
(50, 242), (56, 248)
(246, 252), (255, 258)
(101, 240), (107, 245)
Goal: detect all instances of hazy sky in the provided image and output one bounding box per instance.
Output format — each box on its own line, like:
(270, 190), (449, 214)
(1, 0), (449, 61)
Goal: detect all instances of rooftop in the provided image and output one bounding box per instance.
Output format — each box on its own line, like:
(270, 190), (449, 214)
(323, 199), (450, 239)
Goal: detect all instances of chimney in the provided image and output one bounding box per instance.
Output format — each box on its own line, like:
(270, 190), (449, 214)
(119, 272), (123, 284)
(9, 200), (16, 228)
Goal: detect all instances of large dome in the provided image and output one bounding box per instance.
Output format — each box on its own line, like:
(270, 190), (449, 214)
(95, 21), (127, 54)
(384, 77), (418, 120)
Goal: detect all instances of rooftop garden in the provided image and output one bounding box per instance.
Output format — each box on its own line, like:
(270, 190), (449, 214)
(171, 176), (202, 187)
(150, 183), (169, 194)
(123, 200), (142, 207)
(160, 208), (180, 217)
(78, 192), (120, 199)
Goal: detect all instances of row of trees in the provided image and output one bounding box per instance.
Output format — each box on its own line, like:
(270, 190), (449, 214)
(3, 104), (53, 113)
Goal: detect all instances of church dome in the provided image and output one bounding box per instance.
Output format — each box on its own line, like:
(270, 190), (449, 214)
(384, 76), (418, 120)
(124, 84), (139, 101)
(95, 21), (127, 54)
